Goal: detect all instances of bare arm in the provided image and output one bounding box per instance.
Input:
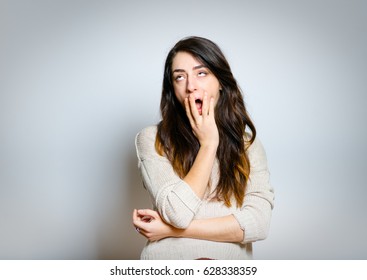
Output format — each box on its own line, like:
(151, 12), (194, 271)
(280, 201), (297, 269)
(176, 215), (243, 242)
(133, 209), (243, 243)
(182, 93), (218, 198)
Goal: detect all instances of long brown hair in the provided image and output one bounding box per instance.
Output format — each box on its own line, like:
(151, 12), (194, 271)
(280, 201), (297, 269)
(155, 36), (256, 207)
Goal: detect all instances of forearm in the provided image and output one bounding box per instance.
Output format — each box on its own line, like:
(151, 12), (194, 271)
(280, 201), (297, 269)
(173, 215), (244, 243)
(183, 144), (217, 198)
(182, 94), (219, 199)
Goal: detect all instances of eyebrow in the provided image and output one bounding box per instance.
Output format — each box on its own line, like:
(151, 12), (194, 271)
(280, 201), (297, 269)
(172, 64), (206, 73)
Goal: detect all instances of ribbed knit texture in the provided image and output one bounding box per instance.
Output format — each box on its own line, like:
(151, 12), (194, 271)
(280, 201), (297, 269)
(135, 126), (274, 260)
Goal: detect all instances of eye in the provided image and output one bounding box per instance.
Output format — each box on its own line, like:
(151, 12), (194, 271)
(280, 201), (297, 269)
(198, 71), (207, 77)
(174, 75), (185, 81)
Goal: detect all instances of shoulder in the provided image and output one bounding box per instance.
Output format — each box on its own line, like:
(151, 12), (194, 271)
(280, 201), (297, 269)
(245, 133), (268, 170)
(136, 125), (157, 142)
(135, 125), (159, 160)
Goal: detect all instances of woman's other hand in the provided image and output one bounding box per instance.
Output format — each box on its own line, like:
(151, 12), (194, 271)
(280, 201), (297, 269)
(132, 209), (178, 242)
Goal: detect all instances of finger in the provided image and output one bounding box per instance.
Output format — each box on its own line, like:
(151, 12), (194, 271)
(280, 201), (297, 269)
(133, 211), (143, 227)
(137, 209), (160, 219)
(201, 92), (209, 118)
(133, 219), (149, 230)
(184, 97), (196, 127)
(137, 209), (156, 217)
(188, 94), (200, 121)
(209, 97), (215, 118)
(138, 228), (154, 241)
(137, 228), (148, 237)
(133, 209), (150, 228)
(132, 209), (138, 222)
(134, 224), (148, 238)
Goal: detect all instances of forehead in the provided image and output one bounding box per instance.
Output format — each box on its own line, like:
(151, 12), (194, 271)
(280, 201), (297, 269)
(172, 52), (203, 70)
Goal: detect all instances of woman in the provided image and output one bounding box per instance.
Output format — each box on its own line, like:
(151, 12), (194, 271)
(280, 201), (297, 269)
(132, 36), (274, 260)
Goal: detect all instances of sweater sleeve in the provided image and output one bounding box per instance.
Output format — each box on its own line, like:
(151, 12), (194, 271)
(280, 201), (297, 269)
(135, 126), (202, 229)
(232, 136), (275, 244)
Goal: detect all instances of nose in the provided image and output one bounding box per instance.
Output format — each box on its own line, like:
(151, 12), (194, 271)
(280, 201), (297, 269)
(186, 75), (197, 93)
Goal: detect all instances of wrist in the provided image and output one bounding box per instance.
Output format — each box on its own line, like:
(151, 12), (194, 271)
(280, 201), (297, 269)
(171, 227), (185, 238)
(200, 141), (218, 151)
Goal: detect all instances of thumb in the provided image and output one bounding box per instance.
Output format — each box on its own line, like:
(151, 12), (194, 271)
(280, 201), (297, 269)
(137, 209), (160, 219)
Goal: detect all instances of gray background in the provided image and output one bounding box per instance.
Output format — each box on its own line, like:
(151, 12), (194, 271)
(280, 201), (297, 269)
(1, 0), (366, 259)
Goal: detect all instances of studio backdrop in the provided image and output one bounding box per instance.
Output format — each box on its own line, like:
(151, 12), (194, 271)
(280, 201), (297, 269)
(1, 0), (366, 259)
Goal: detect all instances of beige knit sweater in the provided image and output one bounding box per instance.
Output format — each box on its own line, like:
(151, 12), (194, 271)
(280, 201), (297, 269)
(135, 126), (274, 259)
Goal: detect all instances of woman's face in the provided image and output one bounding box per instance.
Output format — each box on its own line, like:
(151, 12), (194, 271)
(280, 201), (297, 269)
(171, 51), (221, 115)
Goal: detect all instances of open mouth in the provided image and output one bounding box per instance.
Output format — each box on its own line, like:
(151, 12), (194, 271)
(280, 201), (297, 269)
(195, 98), (203, 113)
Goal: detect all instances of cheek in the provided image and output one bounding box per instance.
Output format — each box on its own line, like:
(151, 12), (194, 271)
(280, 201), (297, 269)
(206, 78), (221, 95)
(209, 85), (220, 101)
(213, 94), (220, 108)
(173, 88), (185, 104)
